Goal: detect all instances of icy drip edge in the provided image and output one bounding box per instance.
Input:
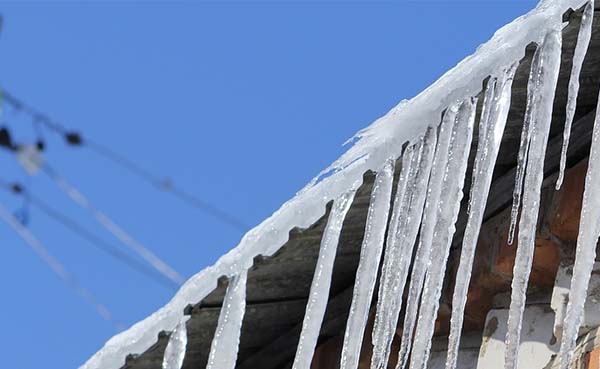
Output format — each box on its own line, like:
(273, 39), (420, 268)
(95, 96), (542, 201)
(206, 269), (248, 369)
(445, 64), (517, 369)
(339, 160), (395, 369)
(370, 128), (437, 369)
(80, 1), (589, 368)
(162, 317), (189, 369)
(557, 1), (594, 190)
(292, 190), (357, 369)
(395, 103), (461, 369)
(408, 97), (476, 369)
(504, 29), (562, 369)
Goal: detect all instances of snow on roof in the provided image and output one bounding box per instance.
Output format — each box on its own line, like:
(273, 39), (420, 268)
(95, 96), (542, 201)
(80, 1), (588, 368)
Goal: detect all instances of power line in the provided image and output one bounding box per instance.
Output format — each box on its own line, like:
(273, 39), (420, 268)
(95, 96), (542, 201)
(0, 200), (122, 330)
(0, 87), (249, 231)
(42, 162), (184, 285)
(0, 180), (178, 290)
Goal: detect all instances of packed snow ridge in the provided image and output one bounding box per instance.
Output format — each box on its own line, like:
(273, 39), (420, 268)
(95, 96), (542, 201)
(81, 0), (597, 368)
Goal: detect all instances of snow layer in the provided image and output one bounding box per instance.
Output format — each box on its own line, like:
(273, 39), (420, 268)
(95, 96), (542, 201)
(80, 1), (589, 368)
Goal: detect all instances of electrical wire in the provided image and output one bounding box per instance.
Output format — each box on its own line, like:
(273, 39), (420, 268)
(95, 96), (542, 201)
(0, 87), (249, 231)
(0, 200), (122, 330)
(0, 179), (177, 290)
(42, 163), (184, 285)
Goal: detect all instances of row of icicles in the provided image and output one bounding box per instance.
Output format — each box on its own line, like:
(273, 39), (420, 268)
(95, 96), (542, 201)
(161, 3), (599, 369)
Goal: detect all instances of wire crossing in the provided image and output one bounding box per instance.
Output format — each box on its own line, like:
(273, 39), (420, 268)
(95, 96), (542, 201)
(0, 87), (249, 232)
(42, 163), (184, 285)
(0, 180), (178, 290)
(0, 201), (122, 330)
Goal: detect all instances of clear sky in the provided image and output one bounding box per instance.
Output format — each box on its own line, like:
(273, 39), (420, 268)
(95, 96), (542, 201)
(0, 1), (537, 368)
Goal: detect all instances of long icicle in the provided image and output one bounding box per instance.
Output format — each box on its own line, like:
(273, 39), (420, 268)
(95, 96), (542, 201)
(292, 190), (356, 369)
(557, 1), (594, 190)
(508, 45), (543, 245)
(395, 103), (461, 369)
(504, 29), (562, 369)
(339, 160), (395, 369)
(0, 201), (120, 329)
(445, 64), (518, 369)
(370, 127), (437, 369)
(206, 269), (248, 369)
(42, 164), (183, 284)
(408, 96), (476, 369)
(162, 317), (189, 369)
(557, 75), (600, 369)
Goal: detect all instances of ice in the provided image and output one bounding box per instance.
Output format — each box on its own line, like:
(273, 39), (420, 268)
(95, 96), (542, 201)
(504, 29), (562, 369)
(395, 103), (460, 369)
(206, 269), (248, 369)
(508, 46), (542, 245)
(371, 127), (436, 369)
(445, 64), (517, 369)
(81, 1), (586, 368)
(408, 97), (476, 369)
(44, 165), (183, 285)
(557, 1), (594, 190)
(292, 190), (356, 369)
(162, 318), (188, 369)
(557, 62), (600, 369)
(339, 160), (395, 369)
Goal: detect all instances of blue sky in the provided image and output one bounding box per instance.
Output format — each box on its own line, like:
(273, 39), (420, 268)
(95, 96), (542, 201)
(0, 1), (537, 368)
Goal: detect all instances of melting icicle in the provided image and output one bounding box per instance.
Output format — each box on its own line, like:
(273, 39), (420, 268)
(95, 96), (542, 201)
(504, 30), (562, 369)
(206, 270), (248, 369)
(370, 128), (437, 369)
(292, 190), (356, 369)
(408, 97), (476, 369)
(445, 64), (517, 369)
(557, 1), (594, 190)
(557, 74), (600, 369)
(339, 160), (395, 369)
(508, 45), (542, 245)
(162, 318), (188, 369)
(395, 103), (461, 369)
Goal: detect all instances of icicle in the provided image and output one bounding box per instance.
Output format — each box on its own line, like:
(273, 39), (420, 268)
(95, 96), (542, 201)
(445, 64), (517, 369)
(206, 270), (248, 369)
(557, 1), (594, 190)
(395, 103), (461, 369)
(557, 71), (600, 369)
(504, 29), (562, 369)
(408, 97), (476, 369)
(508, 45), (542, 245)
(162, 318), (188, 369)
(292, 190), (356, 369)
(370, 128), (437, 369)
(339, 160), (395, 369)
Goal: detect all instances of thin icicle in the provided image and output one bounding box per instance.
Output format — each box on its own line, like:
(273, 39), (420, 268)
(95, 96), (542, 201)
(557, 1), (594, 190)
(445, 64), (518, 369)
(508, 45), (543, 245)
(557, 80), (600, 369)
(206, 269), (248, 369)
(370, 128), (437, 369)
(504, 30), (562, 369)
(340, 160), (395, 369)
(42, 164), (183, 284)
(292, 190), (356, 369)
(408, 97), (476, 369)
(162, 318), (188, 369)
(0, 201), (119, 328)
(395, 103), (461, 369)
